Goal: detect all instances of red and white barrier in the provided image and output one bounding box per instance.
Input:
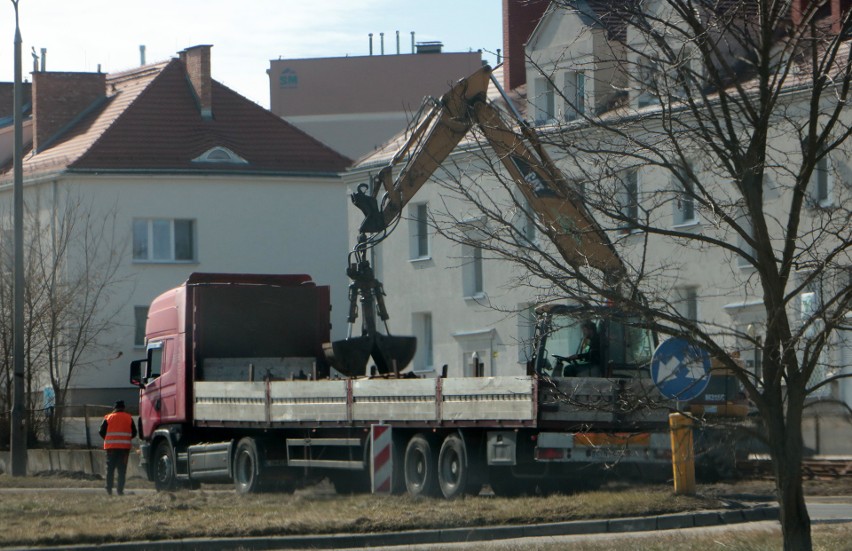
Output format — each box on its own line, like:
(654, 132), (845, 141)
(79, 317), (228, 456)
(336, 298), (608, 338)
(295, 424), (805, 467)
(370, 424), (392, 494)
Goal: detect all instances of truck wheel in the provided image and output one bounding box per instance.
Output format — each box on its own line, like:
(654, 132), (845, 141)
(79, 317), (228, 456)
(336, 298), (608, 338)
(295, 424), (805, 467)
(153, 440), (177, 491)
(404, 434), (438, 497)
(234, 438), (263, 494)
(438, 434), (469, 499)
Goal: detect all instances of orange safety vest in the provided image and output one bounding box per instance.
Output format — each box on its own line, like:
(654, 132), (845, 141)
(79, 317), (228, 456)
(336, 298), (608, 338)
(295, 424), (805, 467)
(103, 411), (134, 450)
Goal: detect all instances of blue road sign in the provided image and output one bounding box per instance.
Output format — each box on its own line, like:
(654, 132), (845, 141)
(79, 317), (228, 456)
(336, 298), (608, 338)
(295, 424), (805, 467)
(651, 338), (711, 401)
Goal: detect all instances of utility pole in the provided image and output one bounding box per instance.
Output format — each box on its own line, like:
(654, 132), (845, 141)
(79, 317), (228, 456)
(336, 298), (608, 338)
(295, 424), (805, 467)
(10, 0), (27, 477)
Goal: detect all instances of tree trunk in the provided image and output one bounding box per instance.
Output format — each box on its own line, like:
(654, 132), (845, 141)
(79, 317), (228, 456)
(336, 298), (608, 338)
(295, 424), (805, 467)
(767, 403), (812, 551)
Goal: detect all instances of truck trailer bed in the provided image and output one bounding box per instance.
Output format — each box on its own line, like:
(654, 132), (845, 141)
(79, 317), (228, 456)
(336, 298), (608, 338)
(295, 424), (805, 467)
(193, 375), (537, 427)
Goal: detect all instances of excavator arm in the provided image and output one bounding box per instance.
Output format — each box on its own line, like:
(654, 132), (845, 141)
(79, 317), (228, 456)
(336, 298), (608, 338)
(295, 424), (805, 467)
(355, 65), (624, 275)
(331, 65), (627, 378)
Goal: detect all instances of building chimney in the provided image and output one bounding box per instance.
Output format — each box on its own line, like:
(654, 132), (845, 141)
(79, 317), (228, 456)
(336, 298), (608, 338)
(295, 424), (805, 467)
(369, 33), (373, 56)
(32, 71), (105, 152)
(396, 31), (400, 54)
(179, 44), (213, 120)
(502, 0), (549, 90)
(40, 48), (46, 71)
(415, 41), (443, 54)
(380, 32), (385, 55)
(411, 32), (415, 54)
(496, 48), (502, 65)
(140, 45), (146, 66)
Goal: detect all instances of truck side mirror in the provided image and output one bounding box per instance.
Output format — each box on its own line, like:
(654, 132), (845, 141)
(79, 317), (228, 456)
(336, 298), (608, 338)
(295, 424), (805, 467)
(130, 359), (148, 387)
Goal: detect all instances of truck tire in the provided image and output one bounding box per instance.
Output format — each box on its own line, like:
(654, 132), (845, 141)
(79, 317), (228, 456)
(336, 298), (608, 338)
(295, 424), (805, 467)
(438, 433), (470, 499)
(153, 440), (177, 491)
(233, 437), (263, 494)
(404, 433), (438, 497)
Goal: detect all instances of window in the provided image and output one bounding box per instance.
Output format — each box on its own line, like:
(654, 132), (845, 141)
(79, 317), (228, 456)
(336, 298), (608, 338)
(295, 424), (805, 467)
(412, 312), (433, 372)
(408, 203), (430, 259)
(673, 162), (697, 225)
(736, 214), (755, 269)
(134, 306), (149, 347)
(618, 170), (640, 233)
(674, 287), (698, 321)
(809, 154), (834, 207)
(534, 77), (555, 125)
(133, 218), (195, 262)
(192, 146), (248, 164)
(514, 193), (536, 244)
(563, 71), (586, 121)
(637, 58), (660, 108)
(462, 242), (484, 297)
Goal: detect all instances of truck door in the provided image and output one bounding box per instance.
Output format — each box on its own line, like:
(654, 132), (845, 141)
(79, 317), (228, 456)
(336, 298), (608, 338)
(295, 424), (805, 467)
(156, 338), (180, 423)
(138, 341), (164, 435)
(142, 338), (181, 425)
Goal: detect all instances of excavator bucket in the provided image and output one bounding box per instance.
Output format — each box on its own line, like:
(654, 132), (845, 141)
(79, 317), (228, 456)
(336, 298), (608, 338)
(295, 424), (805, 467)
(324, 334), (417, 378)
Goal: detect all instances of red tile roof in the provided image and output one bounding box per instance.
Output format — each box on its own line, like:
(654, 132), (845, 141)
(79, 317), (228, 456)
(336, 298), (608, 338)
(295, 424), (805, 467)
(5, 58), (350, 179)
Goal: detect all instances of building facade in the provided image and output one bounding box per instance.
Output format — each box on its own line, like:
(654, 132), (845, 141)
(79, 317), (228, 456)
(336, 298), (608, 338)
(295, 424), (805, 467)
(347, 0), (852, 414)
(269, 49), (483, 159)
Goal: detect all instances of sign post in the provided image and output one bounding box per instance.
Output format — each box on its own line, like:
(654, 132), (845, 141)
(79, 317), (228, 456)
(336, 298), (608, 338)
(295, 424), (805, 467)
(652, 338), (710, 496)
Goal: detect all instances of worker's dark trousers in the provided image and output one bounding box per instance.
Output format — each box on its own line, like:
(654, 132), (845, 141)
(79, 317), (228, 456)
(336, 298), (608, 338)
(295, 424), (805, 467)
(105, 449), (130, 494)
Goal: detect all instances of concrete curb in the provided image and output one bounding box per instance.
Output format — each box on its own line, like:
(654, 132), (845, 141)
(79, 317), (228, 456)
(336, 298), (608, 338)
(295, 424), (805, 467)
(0, 504), (780, 551)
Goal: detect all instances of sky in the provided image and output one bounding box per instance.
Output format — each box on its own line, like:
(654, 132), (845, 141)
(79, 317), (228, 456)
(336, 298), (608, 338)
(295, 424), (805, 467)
(0, 0), (503, 109)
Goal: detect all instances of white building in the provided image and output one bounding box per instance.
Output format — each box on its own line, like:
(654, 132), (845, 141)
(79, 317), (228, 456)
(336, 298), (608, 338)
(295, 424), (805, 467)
(347, 0), (852, 418)
(0, 45), (351, 408)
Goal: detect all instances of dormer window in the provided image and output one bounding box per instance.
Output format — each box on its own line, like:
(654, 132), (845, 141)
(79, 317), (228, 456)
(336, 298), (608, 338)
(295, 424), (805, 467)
(192, 146), (248, 164)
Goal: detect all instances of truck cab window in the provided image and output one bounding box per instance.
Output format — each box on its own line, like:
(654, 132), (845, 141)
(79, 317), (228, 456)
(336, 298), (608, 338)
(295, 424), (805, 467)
(148, 346), (163, 380)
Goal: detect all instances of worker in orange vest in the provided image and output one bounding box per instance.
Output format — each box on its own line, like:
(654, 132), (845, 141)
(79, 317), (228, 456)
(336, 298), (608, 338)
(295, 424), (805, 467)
(99, 400), (137, 495)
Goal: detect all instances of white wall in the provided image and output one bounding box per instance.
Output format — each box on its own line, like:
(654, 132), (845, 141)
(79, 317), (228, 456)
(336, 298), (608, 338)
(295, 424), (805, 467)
(4, 172), (349, 396)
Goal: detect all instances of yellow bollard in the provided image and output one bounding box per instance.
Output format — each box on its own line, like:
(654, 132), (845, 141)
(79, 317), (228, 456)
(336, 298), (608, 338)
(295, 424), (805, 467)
(669, 412), (696, 495)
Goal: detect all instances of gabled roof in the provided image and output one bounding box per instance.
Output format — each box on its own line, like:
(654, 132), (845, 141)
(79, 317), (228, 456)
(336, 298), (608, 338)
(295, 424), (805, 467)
(526, 0), (630, 51)
(5, 58), (350, 180)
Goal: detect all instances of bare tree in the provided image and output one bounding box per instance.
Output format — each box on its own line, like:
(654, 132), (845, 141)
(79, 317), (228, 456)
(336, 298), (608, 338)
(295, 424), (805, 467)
(417, 2), (851, 549)
(0, 190), (129, 448)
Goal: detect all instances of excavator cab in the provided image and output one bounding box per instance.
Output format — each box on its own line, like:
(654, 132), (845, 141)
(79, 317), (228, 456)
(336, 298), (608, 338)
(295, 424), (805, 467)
(532, 305), (655, 378)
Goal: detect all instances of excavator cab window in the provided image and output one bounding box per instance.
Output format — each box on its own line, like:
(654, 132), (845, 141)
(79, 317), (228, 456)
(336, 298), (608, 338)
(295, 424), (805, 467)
(606, 319), (654, 377)
(542, 316), (604, 378)
(535, 308), (654, 378)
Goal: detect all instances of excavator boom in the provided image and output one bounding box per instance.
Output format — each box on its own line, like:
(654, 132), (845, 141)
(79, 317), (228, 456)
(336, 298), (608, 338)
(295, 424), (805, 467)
(373, 64), (623, 275)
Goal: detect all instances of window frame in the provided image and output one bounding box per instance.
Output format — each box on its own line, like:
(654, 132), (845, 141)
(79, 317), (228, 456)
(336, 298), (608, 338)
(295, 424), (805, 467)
(673, 162), (698, 226)
(134, 306), (149, 348)
(674, 286), (699, 321)
(809, 154), (835, 208)
(618, 170), (640, 234)
(736, 214), (756, 270)
(133, 218), (196, 263)
(408, 203), (431, 261)
(461, 220), (486, 299)
(563, 70), (586, 121)
(534, 77), (556, 125)
(412, 312), (434, 373)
